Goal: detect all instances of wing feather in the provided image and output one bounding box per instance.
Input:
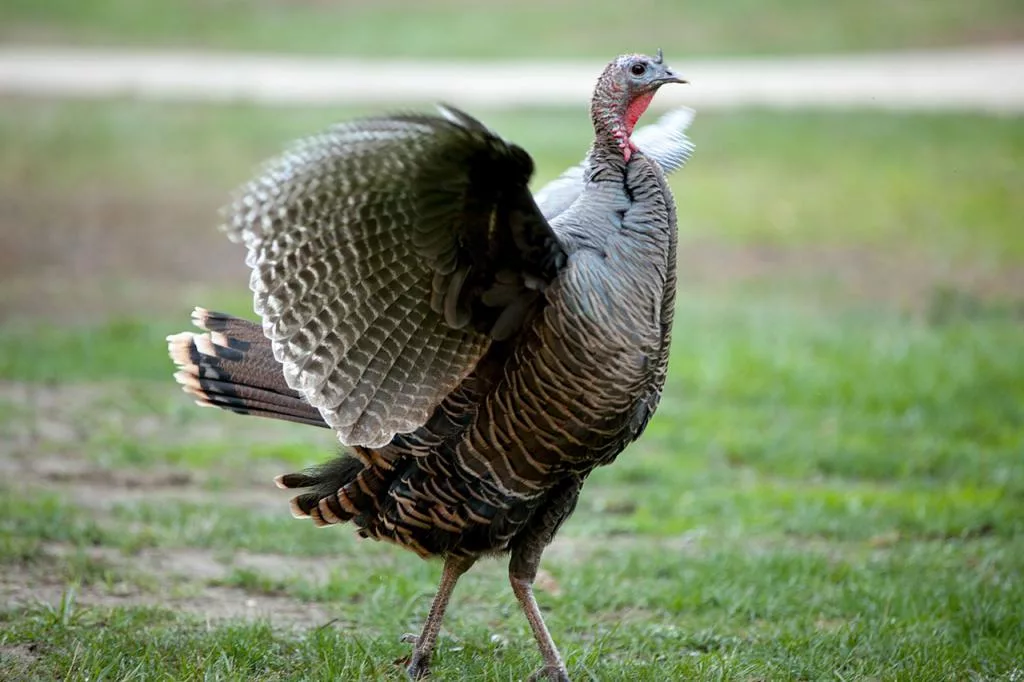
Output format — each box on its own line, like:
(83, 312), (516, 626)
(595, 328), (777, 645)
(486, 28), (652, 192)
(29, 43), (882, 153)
(223, 107), (563, 446)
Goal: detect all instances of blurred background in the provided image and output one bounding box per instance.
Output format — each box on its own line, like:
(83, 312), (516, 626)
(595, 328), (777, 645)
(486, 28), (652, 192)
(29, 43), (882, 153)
(1, 1), (1022, 324)
(1, 2), (1022, 680)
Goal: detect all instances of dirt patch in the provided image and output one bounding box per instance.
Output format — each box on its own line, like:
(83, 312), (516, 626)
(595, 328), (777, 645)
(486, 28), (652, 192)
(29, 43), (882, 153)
(2, 577), (333, 631)
(0, 380), (323, 493)
(0, 382), (309, 454)
(18, 467), (289, 514)
(0, 382), (172, 464)
(41, 543), (337, 587)
(2, 544), (335, 629)
(0, 379), (337, 628)
(0, 641), (43, 681)
(0, 643), (42, 666)
(0, 447), (290, 515)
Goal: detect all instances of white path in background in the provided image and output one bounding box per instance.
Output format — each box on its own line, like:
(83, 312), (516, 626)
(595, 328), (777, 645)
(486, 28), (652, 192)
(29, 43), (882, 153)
(0, 45), (1022, 112)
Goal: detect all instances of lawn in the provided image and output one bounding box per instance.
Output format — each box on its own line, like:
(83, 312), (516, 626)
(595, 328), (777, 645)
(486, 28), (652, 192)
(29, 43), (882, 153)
(2, 0), (1022, 58)
(1, 100), (1022, 680)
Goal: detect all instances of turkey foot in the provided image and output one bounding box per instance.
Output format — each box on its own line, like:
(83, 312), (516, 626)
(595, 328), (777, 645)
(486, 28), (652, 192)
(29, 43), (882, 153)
(405, 650), (431, 681)
(528, 665), (571, 682)
(510, 567), (570, 681)
(404, 555), (475, 680)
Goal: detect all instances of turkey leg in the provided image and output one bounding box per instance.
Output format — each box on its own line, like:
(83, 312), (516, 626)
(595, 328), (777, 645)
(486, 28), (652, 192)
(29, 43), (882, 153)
(406, 554), (475, 680)
(510, 547), (570, 682)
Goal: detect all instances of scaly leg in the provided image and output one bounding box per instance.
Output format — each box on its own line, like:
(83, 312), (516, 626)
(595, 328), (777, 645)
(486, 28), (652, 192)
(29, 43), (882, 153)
(406, 554), (475, 680)
(510, 569), (569, 682)
(508, 476), (583, 682)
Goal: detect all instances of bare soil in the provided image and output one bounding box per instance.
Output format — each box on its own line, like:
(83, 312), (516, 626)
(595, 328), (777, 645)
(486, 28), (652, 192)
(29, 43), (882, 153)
(0, 372), (339, 626)
(0, 553), (334, 630)
(0, 395), (335, 627)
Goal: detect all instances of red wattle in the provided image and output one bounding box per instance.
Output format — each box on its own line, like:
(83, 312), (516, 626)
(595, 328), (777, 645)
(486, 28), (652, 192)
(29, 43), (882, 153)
(624, 92), (655, 135)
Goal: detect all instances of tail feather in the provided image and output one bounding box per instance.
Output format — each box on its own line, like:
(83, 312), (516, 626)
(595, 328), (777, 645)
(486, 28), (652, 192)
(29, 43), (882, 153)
(167, 307), (329, 429)
(173, 370), (326, 426)
(273, 456), (368, 527)
(191, 308), (270, 347)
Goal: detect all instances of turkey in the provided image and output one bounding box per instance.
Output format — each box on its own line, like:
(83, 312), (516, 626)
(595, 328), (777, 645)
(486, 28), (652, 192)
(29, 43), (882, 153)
(167, 50), (692, 681)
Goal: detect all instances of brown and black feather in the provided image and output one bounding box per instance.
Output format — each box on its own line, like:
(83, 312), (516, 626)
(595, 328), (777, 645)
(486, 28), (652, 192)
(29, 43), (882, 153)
(168, 100), (686, 566)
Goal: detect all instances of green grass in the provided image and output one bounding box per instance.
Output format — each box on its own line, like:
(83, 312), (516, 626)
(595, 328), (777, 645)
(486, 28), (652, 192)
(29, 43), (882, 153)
(2, 538), (1021, 680)
(2, 291), (1022, 679)
(2, 0), (1022, 58)
(1, 102), (1022, 679)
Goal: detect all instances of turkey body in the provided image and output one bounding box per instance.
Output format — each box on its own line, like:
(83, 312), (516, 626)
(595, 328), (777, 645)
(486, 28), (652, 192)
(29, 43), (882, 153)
(168, 51), (691, 681)
(363, 149), (677, 560)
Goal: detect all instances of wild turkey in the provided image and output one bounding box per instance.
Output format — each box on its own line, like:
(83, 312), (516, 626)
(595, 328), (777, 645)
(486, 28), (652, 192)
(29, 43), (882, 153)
(168, 50), (692, 681)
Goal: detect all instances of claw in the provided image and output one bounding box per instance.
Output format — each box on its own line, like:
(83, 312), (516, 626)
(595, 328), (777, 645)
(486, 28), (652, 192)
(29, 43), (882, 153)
(400, 632), (428, 679)
(406, 651), (430, 680)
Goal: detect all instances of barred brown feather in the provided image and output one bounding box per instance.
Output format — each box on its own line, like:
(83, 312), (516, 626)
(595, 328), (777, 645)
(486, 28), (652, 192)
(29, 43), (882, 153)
(167, 308), (328, 428)
(221, 108), (565, 447)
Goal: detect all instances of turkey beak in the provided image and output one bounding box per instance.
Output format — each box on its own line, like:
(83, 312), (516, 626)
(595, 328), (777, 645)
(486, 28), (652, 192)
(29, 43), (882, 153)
(656, 68), (688, 86)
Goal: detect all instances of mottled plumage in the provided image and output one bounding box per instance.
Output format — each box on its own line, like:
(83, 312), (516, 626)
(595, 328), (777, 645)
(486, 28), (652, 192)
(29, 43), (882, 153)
(168, 51), (693, 681)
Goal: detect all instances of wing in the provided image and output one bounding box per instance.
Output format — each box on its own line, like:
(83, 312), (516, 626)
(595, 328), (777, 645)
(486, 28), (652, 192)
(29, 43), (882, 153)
(533, 107), (696, 221)
(223, 105), (566, 447)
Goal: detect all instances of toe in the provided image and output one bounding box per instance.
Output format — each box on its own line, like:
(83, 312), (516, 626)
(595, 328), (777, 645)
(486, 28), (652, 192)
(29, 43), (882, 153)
(406, 650), (431, 680)
(528, 665), (570, 682)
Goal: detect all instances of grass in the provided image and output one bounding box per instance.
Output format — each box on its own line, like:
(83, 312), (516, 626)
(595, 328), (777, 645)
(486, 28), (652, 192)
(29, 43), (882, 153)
(2, 538), (1021, 680)
(2, 297), (1022, 679)
(2, 0), (1022, 58)
(1, 100), (1022, 679)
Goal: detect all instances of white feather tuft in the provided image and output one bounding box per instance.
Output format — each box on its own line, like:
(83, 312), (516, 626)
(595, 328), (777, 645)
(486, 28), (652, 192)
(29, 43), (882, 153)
(191, 306), (211, 330)
(318, 498), (341, 524)
(166, 332), (197, 369)
(173, 370), (201, 391)
(210, 331), (230, 348)
(288, 496), (310, 519)
(193, 333), (217, 358)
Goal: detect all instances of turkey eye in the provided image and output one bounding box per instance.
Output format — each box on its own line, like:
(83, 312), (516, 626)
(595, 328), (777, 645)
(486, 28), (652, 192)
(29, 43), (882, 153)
(630, 63), (647, 76)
